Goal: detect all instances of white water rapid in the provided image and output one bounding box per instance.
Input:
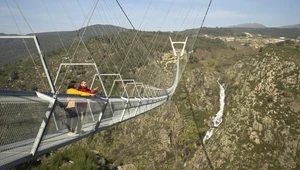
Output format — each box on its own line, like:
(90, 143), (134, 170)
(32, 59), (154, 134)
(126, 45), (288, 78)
(203, 79), (226, 144)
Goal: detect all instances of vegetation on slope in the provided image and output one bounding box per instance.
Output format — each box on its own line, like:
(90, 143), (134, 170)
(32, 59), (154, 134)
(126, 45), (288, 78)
(185, 40), (300, 169)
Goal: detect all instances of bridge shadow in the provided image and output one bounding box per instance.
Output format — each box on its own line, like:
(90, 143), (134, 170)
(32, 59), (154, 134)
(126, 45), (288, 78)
(181, 73), (214, 170)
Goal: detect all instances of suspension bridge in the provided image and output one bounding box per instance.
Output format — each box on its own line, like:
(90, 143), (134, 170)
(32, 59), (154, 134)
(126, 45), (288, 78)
(0, 0), (212, 169)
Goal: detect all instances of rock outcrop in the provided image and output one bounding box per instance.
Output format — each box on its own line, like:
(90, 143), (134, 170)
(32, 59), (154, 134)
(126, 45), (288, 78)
(186, 48), (300, 169)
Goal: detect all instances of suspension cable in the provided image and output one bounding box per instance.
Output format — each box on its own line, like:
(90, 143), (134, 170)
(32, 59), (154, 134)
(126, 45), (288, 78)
(115, 0), (167, 76)
(56, 0), (99, 91)
(138, 0), (175, 87)
(9, 0), (48, 91)
(41, 0), (74, 92)
(118, 0), (153, 72)
(191, 0), (213, 50)
(99, 0), (135, 77)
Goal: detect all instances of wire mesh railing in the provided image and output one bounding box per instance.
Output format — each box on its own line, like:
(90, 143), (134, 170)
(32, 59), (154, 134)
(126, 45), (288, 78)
(0, 90), (169, 169)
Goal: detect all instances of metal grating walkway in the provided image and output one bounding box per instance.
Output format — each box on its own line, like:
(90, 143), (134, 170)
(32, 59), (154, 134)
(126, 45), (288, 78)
(0, 91), (168, 169)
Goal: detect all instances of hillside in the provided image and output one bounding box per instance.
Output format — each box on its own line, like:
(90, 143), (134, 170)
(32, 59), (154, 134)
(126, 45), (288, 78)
(2, 25), (300, 68)
(86, 36), (299, 169)
(280, 23), (300, 28)
(185, 43), (300, 169)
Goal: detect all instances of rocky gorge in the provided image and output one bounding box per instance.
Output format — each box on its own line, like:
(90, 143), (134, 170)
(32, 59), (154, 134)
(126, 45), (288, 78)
(75, 42), (299, 170)
(184, 44), (300, 169)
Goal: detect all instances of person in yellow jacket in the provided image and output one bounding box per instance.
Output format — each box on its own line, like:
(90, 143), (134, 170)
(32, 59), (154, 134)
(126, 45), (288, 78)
(65, 81), (94, 136)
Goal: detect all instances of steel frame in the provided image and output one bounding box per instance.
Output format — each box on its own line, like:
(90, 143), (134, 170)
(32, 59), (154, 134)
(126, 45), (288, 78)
(0, 36), (188, 169)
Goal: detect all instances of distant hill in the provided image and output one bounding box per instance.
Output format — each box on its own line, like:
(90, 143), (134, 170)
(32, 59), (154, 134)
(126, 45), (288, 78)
(2, 23), (300, 67)
(226, 22), (300, 29)
(182, 27), (300, 39)
(280, 23), (300, 28)
(0, 24), (127, 67)
(227, 23), (266, 28)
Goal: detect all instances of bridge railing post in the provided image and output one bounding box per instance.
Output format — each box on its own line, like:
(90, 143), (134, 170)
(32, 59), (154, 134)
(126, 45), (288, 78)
(31, 92), (57, 156)
(120, 97), (129, 122)
(87, 100), (95, 121)
(93, 98), (108, 132)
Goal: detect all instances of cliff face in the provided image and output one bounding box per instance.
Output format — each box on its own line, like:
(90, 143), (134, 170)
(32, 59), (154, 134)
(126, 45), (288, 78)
(89, 44), (300, 170)
(186, 45), (300, 170)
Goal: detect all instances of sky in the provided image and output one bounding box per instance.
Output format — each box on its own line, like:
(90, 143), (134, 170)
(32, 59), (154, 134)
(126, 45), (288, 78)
(0, 0), (299, 34)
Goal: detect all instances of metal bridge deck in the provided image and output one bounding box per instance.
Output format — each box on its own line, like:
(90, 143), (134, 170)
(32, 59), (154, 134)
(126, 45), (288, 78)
(0, 91), (167, 169)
